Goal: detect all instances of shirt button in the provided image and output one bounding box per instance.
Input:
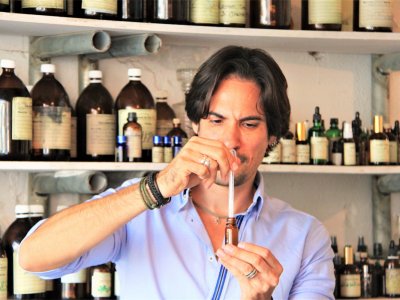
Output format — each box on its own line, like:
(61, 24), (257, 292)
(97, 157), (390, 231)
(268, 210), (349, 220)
(209, 256), (214, 262)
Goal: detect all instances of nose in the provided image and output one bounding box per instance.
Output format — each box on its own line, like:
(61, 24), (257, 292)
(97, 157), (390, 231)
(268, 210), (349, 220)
(222, 121), (240, 150)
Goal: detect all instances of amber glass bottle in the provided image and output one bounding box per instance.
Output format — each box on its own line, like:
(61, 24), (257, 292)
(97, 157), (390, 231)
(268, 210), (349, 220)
(167, 118), (188, 146)
(301, 0), (342, 30)
(115, 68), (156, 162)
(250, 0), (291, 29)
(76, 70), (115, 162)
(369, 115), (389, 165)
(123, 112), (142, 162)
(353, 0), (392, 32)
(32, 64), (72, 161)
(0, 59), (32, 161)
(155, 90), (175, 137)
(340, 245), (361, 298)
(20, 0), (67, 16)
(295, 122), (309, 165)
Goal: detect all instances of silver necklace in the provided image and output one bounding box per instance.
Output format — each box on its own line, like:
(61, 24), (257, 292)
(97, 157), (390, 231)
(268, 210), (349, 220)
(190, 193), (228, 224)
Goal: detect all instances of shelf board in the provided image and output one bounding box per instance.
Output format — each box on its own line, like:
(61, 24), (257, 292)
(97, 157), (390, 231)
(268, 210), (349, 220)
(0, 161), (400, 174)
(0, 13), (400, 54)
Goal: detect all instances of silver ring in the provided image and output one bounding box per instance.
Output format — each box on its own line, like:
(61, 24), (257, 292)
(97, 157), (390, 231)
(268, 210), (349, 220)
(244, 267), (258, 279)
(200, 155), (211, 168)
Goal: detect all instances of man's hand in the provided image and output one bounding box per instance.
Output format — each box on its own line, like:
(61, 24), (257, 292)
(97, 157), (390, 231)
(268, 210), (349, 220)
(216, 242), (283, 300)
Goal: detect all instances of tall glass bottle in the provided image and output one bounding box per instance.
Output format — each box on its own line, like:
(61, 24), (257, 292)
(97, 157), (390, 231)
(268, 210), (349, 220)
(90, 264), (112, 300)
(115, 68), (156, 162)
(250, 0), (291, 29)
(155, 90), (175, 137)
(0, 237), (7, 300)
(343, 122), (356, 166)
(123, 112), (142, 162)
(32, 64), (71, 161)
(220, 0), (246, 27)
(175, 68), (196, 138)
(76, 70), (115, 162)
(369, 115), (389, 165)
(147, 0), (189, 24)
(0, 59), (32, 161)
(331, 236), (342, 299)
(384, 123), (398, 165)
(384, 240), (400, 297)
(120, 0), (145, 22)
(353, 0), (392, 32)
(340, 245), (361, 298)
(308, 106), (328, 165)
(325, 118), (341, 165)
(301, 0), (342, 31)
(77, 0), (118, 19)
(393, 120), (400, 164)
(295, 121), (309, 165)
(2, 204), (46, 299)
(190, 0), (219, 25)
(21, 0), (67, 16)
(370, 242), (384, 297)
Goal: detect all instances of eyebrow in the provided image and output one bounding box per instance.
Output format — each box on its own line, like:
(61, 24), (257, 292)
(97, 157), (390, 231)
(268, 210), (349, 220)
(207, 111), (265, 122)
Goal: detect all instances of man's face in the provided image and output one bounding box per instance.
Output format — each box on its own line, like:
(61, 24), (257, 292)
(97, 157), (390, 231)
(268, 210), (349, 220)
(193, 76), (269, 186)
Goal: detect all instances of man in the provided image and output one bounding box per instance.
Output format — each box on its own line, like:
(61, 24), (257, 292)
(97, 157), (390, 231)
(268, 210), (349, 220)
(20, 46), (335, 299)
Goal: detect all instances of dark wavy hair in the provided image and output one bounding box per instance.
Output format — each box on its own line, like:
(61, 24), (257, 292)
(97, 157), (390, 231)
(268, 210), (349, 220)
(185, 46), (290, 140)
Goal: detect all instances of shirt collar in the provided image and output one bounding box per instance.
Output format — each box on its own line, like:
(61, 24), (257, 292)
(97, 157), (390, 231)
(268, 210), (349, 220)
(173, 172), (265, 220)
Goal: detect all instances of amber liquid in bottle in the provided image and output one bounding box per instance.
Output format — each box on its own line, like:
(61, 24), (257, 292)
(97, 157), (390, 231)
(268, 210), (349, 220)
(76, 70), (115, 162)
(0, 60), (32, 161)
(32, 64), (72, 161)
(167, 118), (188, 146)
(20, 0), (67, 16)
(225, 217), (238, 246)
(123, 112), (142, 162)
(115, 68), (156, 162)
(369, 115), (389, 165)
(340, 245), (361, 298)
(301, 0), (342, 31)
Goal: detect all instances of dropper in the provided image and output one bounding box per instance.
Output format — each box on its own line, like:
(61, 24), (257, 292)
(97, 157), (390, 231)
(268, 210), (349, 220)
(225, 149), (238, 245)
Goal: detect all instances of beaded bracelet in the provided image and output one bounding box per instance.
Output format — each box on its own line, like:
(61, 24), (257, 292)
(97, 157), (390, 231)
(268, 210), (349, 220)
(139, 177), (158, 210)
(147, 171), (171, 207)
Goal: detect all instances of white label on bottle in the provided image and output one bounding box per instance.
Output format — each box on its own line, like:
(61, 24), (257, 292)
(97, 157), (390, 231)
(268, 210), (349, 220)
(281, 139), (296, 163)
(190, 0), (219, 24)
(91, 271), (111, 297)
(331, 152), (342, 166)
(344, 142), (356, 166)
(152, 146), (164, 163)
(310, 136), (328, 160)
(114, 270), (120, 297)
(61, 269), (87, 284)
(12, 97), (32, 140)
(70, 116), (77, 158)
(219, 0), (246, 25)
(86, 114), (115, 155)
(118, 109), (156, 150)
(389, 141), (398, 164)
(370, 139), (389, 163)
(156, 120), (173, 137)
(296, 144), (310, 164)
(340, 274), (361, 297)
(164, 147), (173, 163)
(262, 143), (281, 164)
(13, 251), (46, 294)
(0, 257), (7, 298)
(125, 127), (142, 160)
(82, 0), (117, 14)
(0, 0), (9, 5)
(309, 0), (341, 25)
(33, 106), (71, 150)
(22, 0), (64, 9)
(386, 268), (400, 294)
(0, 100), (10, 155)
(359, 0), (392, 28)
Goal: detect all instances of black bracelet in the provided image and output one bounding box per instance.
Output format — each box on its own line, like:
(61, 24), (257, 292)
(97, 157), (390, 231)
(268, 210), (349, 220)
(139, 177), (157, 210)
(147, 171), (171, 207)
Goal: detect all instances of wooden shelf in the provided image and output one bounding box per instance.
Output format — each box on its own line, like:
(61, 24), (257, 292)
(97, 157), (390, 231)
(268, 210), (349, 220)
(0, 161), (399, 174)
(0, 13), (400, 54)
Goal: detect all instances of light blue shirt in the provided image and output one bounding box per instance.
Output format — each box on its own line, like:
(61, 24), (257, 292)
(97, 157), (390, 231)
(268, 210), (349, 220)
(29, 173), (335, 299)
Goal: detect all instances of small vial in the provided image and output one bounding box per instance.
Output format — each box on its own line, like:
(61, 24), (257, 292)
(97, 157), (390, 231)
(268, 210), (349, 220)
(152, 135), (164, 163)
(225, 217), (238, 246)
(163, 136), (173, 163)
(115, 136), (127, 162)
(173, 136), (183, 157)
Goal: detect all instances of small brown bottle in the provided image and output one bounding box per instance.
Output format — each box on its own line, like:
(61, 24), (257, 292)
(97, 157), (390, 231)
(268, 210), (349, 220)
(340, 245), (361, 298)
(123, 112), (142, 162)
(167, 118), (188, 146)
(369, 115), (389, 165)
(224, 218), (238, 246)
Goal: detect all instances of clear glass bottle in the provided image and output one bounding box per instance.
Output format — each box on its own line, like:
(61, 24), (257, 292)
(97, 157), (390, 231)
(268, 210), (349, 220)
(353, 0), (392, 32)
(2, 204), (46, 299)
(340, 245), (361, 298)
(220, 0), (246, 27)
(343, 122), (356, 166)
(301, 0), (342, 31)
(155, 90), (175, 137)
(0, 59), (32, 161)
(369, 115), (389, 165)
(21, 0), (67, 16)
(76, 70), (115, 162)
(250, 0), (291, 29)
(32, 64), (72, 161)
(115, 68), (156, 162)
(325, 118), (341, 165)
(123, 112), (142, 162)
(384, 123), (398, 165)
(295, 121), (309, 165)
(167, 118), (188, 146)
(384, 240), (400, 297)
(308, 106), (328, 165)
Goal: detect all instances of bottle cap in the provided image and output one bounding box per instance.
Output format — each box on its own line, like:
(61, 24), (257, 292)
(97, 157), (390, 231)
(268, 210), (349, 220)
(343, 122), (353, 139)
(30, 204), (44, 217)
(154, 90), (168, 101)
(295, 122), (307, 141)
(172, 118), (181, 125)
(312, 106), (321, 122)
(330, 118), (338, 126)
(41, 64), (56, 74)
(163, 136), (171, 145)
(153, 135), (163, 145)
(117, 135), (127, 144)
(127, 112), (137, 122)
(1, 59), (15, 69)
(128, 68), (141, 78)
(89, 70), (102, 79)
(373, 115), (383, 133)
(15, 204), (30, 216)
(173, 135), (182, 145)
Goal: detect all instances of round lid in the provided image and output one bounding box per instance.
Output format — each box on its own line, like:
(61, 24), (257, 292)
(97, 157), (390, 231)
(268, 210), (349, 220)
(89, 70), (102, 79)
(15, 204), (30, 215)
(30, 204), (44, 216)
(41, 64), (56, 73)
(172, 118), (181, 125)
(1, 59), (15, 69)
(128, 68), (141, 78)
(154, 90), (168, 100)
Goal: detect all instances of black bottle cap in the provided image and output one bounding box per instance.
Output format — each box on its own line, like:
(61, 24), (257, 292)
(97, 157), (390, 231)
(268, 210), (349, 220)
(127, 112), (137, 122)
(388, 240), (397, 256)
(352, 111), (362, 128)
(331, 236), (338, 253)
(153, 135), (163, 145)
(313, 106), (321, 122)
(373, 242), (383, 257)
(330, 118), (338, 126)
(357, 236), (367, 252)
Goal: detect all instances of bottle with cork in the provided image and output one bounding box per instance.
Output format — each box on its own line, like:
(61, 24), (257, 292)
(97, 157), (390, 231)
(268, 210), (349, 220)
(369, 115), (389, 165)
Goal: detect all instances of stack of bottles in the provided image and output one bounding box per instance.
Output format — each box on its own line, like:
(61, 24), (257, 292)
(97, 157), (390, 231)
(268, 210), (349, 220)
(263, 106), (400, 166)
(331, 235), (400, 298)
(0, 1), (395, 32)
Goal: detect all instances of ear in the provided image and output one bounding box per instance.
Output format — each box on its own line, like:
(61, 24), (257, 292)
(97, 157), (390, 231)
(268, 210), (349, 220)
(192, 122), (199, 135)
